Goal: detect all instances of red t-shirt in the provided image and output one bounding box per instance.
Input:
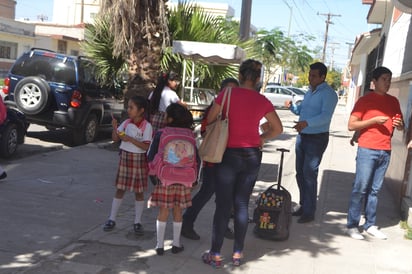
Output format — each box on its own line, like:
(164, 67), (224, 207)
(215, 87), (275, 148)
(351, 91), (402, 150)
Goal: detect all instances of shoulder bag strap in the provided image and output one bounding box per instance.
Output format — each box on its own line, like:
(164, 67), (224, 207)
(218, 88), (229, 116)
(224, 87), (231, 119)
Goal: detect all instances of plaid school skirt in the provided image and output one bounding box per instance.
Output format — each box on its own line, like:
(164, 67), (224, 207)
(150, 112), (166, 133)
(115, 150), (148, 193)
(148, 183), (192, 209)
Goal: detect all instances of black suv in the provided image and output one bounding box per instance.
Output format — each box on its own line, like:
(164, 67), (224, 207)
(0, 106), (29, 158)
(2, 48), (124, 145)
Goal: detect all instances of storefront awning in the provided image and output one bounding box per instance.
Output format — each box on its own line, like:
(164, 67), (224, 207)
(172, 40), (245, 65)
(350, 28), (381, 65)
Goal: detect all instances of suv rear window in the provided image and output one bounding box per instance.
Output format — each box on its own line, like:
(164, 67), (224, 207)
(11, 54), (76, 85)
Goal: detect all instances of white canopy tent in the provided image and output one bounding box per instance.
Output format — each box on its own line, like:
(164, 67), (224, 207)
(172, 40), (246, 100)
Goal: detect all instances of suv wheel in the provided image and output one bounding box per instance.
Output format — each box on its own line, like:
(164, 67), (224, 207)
(0, 123), (18, 158)
(73, 113), (98, 145)
(14, 77), (50, 115)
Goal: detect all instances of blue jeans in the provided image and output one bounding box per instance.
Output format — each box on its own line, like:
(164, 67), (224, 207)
(183, 164), (215, 226)
(295, 133), (329, 217)
(210, 148), (262, 254)
(347, 147), (390, 230)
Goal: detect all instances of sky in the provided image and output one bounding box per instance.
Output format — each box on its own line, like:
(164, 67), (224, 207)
(15, 0), (378, 69)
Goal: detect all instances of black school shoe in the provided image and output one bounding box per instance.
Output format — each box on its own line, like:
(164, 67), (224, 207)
(292, 207), (304, 216)
(0, 172), (7, 180)
(134, 223), (144, 235)
(156, 248), (164, 256)
(297, 215), (314, 223)
(181, 225), (200, 240)
(172, 245), (184, 254)
(103, 220), (116, 231)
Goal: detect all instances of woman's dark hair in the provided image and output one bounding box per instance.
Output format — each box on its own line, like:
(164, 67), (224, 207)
(129, 95), (148, 114)
(220, 77), (239, 90)
(372, 66), (392, 80)
(149, 71), (179, 115)
(238, 59), (262, 85)
(165, 103), (193, 129)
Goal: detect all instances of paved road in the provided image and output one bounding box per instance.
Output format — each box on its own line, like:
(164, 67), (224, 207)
(1, 124), (113, 161)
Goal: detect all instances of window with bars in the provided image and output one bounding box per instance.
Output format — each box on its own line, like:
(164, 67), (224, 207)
(0, 41), (18, 59)
(57, 40), (67, 54)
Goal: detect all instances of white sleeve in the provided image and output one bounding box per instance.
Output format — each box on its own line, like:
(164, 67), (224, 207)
(164, 89), (180, 104)
(117, 120), (127, 132)
(143, 123), (153, 142)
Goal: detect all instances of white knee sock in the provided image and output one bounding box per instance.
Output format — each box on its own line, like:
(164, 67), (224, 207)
(173, 221), (182, 247)
(156, 220), (166, 249)
(109, 198), (122, 221)
(134, 200), (145, 224)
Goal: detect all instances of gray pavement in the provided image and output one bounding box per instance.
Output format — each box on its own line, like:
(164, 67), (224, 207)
(1, 103), (411, 274)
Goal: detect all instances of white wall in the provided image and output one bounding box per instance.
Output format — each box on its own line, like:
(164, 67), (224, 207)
(383, 13), (411, 77)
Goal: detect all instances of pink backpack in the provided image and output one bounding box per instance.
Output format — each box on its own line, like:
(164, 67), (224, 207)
(0, 97), (7, 124)
(148, 127), (198, 187)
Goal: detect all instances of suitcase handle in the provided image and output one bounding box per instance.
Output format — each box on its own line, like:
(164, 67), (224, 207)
(276, 148), (290, 190)
(266, 183), (289, 192)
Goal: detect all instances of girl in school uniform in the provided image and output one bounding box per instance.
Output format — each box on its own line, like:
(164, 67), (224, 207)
(103, 96), (153, 235)
(147, 103), (200, 256)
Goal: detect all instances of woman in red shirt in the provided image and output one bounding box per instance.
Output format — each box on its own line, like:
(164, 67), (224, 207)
(202, 59), (283, 268)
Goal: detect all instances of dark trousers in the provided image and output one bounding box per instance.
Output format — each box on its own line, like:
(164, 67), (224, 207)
(211, 147), (262, 254)
(295, 133), (329, 217)
(182, 164), (215, 226)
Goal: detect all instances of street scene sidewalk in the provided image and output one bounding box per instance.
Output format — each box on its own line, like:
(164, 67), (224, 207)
(1, 103), (411, 274)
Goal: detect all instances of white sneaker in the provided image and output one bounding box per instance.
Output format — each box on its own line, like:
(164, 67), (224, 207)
(347, 228), (364, 240)
(366, 226), (387, 239)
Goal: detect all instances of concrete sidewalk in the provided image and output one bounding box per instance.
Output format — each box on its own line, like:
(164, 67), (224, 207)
(1, 104), (411, 274)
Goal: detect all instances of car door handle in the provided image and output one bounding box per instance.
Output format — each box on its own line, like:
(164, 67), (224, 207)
(55, 88), (68, 93)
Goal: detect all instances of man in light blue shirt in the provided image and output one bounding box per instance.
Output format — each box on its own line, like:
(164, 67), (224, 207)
(286, 62), (338, 223)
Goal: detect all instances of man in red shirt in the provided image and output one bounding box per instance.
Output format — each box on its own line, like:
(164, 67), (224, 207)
(346, 66), (403, 240)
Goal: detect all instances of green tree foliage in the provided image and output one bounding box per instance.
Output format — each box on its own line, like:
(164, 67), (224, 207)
(252, 29), (315, 90)
(166, 1), (249, 91)
(81, 1), (318, 97)
(81, 14), (126, 88)
(326, 68), (342, 91)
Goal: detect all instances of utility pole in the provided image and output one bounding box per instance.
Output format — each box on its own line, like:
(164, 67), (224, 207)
(318, 12), (341, 63)
(328, 42), (339, 70)
(37, 14), (48, 22)
(80, 0), (84, 24)
(239, 0), (252, 41)
(345, 42), (354, 59)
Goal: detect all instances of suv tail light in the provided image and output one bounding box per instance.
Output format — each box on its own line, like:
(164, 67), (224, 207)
(70, 90), (82, 108)
(2, 77), (10, 94)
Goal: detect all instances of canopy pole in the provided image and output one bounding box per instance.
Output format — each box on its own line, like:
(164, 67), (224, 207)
(181, 59), (187, 99)
(190, 61), (195, 102)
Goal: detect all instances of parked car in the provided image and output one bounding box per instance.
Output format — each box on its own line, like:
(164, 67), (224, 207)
(0, 105), (29, 158)
(284, 86), (307, 95)
(262, 85), (304, 108)
(2, 48), (124, 145)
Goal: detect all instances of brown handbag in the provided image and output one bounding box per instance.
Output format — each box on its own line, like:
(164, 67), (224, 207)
(198, 88), (231, 163)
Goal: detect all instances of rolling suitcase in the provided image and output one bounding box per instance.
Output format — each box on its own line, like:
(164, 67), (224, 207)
(253, 148), (292, 241)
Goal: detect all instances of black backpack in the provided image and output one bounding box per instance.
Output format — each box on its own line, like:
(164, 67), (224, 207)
(253, 148), (292, 241)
